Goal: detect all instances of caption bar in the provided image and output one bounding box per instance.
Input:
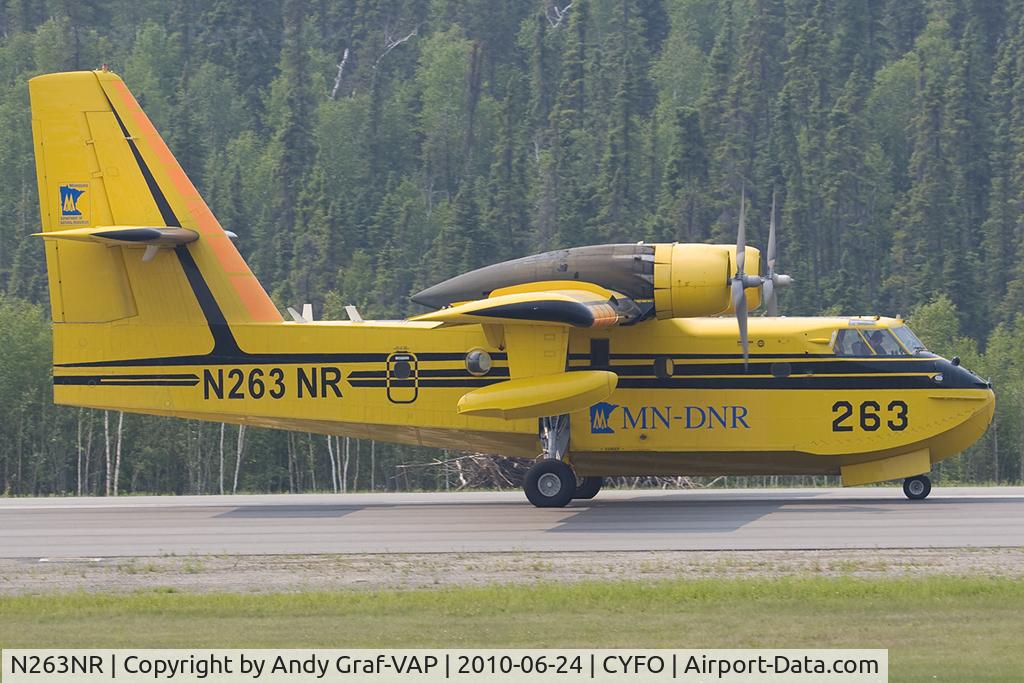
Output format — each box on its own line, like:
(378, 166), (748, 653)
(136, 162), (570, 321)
(2, 649), (887, 682)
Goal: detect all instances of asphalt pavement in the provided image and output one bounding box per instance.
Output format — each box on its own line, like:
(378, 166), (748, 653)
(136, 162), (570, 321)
(1, 487), (1021, 558)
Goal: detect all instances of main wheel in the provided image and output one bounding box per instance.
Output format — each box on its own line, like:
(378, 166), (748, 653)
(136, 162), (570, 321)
(903, 475), (932, 500)
(573, 476), (604, 500)
(524, 460), (576, 508)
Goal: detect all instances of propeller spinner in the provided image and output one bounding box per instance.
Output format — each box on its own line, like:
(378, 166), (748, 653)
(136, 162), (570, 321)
(730, 189), (792, 366)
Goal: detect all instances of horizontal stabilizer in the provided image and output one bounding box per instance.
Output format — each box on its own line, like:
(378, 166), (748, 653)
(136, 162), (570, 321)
(35, 226), (198, 247)
(457, 370), (618, 420)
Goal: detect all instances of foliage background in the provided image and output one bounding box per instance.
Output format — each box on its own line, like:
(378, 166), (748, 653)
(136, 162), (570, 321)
(0, 0), (1021, 495)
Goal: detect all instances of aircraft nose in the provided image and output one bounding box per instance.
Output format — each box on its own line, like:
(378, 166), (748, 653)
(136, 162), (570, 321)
(926, 381), (996, 463)
(978, 385), (996, 428)
(933, 358), (991, 389)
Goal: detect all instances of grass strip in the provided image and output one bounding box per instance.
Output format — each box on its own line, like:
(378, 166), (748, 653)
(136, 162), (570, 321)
(1, 576), (1021, 681)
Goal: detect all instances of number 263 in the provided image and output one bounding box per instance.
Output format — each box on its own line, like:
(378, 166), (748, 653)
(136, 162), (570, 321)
(831, 400), (908, 432)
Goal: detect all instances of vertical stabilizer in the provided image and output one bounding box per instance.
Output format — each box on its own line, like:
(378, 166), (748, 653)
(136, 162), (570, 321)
(29, 70), (282, 366)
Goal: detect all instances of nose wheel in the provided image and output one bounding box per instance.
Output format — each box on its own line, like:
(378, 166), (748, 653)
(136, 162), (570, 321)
(903, 475), (932, 500)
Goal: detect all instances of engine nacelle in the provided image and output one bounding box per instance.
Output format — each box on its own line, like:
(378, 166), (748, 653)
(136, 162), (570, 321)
(411, 241), (761, 320)
(652, 243), (760, 319)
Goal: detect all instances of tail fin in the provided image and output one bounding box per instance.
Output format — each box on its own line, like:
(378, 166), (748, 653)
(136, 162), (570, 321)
(29, 70), (281, 364)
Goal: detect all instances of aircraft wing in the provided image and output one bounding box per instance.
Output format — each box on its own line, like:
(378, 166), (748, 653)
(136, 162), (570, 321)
(409, 281), (645, 328)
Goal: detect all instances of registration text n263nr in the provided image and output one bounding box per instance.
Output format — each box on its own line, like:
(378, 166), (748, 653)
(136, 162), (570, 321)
(203, 367), (343, 400)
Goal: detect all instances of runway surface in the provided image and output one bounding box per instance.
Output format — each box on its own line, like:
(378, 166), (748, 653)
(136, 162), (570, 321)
(1, 487), (1022, 558)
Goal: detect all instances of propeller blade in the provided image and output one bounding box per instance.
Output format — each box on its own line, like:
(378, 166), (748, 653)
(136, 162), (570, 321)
(735, 186), (746, 276)
(767, 191), (777, 274)
(763, 277), (777, 316)
(731, 278), (749, 366)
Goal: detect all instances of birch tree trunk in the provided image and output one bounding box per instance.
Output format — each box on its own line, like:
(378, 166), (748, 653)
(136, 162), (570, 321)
(218, 423), (225, 495)
(306, 434), (317, 491)
(326, 435), (338, 492)
(84, 416), (93, 495)
(232, 424), (246, 494)
(287, 432), (295, 493)
(112, 411), (124, 496)
(353, 439), (360, 491)
(76, 408), (83, 496)
(342, 436), (350, 493)
(104, 411), (111, 497)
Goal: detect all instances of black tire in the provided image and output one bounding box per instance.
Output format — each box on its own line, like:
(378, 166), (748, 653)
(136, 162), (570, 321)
(903, 475), (932, 500)
(524, 460), (576, 508)
(573, 476), (604, 500)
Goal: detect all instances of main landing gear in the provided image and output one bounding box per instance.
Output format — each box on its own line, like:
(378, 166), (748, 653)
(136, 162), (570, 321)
(523, 462), (604, 507)
(524, 459), (576, 507)
(903, 474), (932, 500)
(524, 415), (603, 508)
(574, 476), (604, 500)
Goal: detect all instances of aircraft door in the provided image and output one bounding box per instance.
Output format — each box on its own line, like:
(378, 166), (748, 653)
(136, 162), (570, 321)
(387, 352), (418, 403)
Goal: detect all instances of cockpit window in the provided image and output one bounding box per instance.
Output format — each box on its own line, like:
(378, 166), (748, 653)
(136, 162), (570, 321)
(835, 326), (927, 357)
(834, 329), (872, 356)
(864, 329), (905, 356)
(892, 325), (929, 355)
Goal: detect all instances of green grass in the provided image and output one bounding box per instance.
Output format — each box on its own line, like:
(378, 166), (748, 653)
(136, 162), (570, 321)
(1, 577), (1022, 681)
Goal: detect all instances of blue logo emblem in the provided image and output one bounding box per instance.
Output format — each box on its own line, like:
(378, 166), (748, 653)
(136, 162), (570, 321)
(590, 402), (618, 434)
(58, 183), (89, 225)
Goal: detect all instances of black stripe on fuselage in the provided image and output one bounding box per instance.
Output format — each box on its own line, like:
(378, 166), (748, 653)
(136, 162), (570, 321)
(348, 379), (505, 389)
(55, 351), (511, 369)
(343, 377), (939, 390)
(614, 376), (939, 390)
(577, 359), (940, 377)
(55, 361), (978, 391)
(568, 352), (839, 360)
(54, 373), (199, 387)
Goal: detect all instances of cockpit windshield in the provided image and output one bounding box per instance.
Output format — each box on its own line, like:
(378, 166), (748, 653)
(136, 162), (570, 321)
(834, 326), (928, 357)
(891, 325), (929, 355)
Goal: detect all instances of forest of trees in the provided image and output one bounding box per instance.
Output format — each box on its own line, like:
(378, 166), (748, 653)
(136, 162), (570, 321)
(1, 0), (1023, 496)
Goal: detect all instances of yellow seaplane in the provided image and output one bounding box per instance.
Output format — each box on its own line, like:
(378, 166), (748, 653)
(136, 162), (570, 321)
(29, 70), (994, 506)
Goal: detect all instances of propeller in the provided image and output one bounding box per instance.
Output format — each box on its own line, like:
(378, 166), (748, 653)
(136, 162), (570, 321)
(730, 188), (792, 367)
(730, 188), (762, 366)
(762, 192), (793, 316)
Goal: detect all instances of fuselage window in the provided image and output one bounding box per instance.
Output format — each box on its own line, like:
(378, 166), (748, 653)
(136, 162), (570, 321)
(863, 329), (905, 356)
(834, 329), (872, 356)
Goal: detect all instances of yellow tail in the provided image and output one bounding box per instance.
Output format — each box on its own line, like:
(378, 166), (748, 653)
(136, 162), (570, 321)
(29, 70), (281, 367)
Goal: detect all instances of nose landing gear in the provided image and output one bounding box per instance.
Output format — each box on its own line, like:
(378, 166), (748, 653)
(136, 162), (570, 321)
(903, 474), (932, 500)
